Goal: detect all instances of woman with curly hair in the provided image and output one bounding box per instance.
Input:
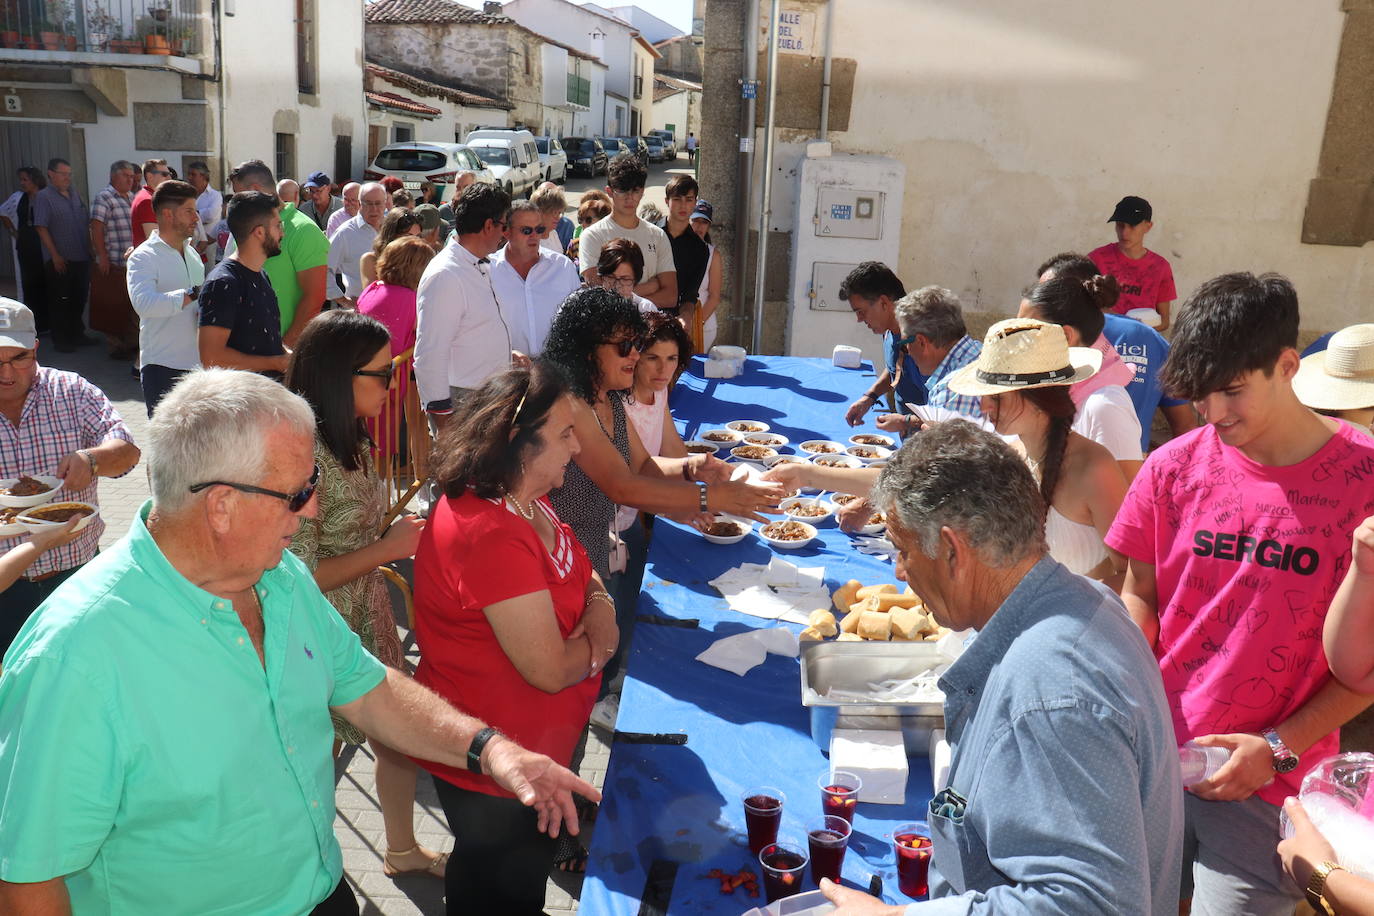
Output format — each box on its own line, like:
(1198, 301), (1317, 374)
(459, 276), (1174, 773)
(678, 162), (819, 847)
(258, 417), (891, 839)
(359, 207), (422, 287)
(284, 310), (444, 879)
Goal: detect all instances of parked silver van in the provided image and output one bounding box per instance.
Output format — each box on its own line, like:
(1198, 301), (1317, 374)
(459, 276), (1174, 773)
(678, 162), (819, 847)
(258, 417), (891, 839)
(462, 129), (542, 198)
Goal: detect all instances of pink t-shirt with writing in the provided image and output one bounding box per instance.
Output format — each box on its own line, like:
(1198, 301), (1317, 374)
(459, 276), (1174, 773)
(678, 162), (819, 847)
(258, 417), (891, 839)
(1089, 243), (1177, 317)
(1106, 421), (1374, 804)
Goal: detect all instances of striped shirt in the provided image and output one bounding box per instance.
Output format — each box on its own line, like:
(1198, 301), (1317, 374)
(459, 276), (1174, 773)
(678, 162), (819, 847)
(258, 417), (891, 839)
(926, 334), (985, 419)
(90, 185), (134, 267)
(0, 367), (136, 575)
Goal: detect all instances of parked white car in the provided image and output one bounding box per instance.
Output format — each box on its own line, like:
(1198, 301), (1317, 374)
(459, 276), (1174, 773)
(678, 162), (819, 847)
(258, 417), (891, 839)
(463, 129), (542, 198)
(364, 143), (494, 202)
(534, 136), (568, 184)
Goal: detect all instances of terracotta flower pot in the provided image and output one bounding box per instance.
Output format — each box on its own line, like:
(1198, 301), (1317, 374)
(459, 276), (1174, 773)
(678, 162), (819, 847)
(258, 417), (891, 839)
(18, 37), (41, 50)
(39, 30), (61, 50)
(110, 39), (140, 54)
(63, 35), (77, 51)
(1, 31), (20, 48)
(143, 34), (170, 55)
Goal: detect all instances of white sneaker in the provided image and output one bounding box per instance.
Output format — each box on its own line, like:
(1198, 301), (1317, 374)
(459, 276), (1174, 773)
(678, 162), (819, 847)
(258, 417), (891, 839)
(590, 694), (619, 731)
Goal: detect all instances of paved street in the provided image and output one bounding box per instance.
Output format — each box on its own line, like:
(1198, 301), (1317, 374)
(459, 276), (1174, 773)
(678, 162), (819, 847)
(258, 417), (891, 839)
(40, 336), (612, 915)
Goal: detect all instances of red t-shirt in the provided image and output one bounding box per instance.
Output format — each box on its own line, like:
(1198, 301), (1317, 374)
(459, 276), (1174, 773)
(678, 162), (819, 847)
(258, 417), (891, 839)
(130, 186), (155, 247)
(411, 489), (598, 796)
(1089, 243), (1177, 317)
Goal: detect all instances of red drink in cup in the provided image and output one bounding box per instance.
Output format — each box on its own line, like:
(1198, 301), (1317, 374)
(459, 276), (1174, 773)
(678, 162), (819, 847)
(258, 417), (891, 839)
(893, 821), (933, 899)
(807, 815), (852, 885)
(742, 786), (786, 857)
(759, 842), (809, 902)
(818, 769), (862, 825)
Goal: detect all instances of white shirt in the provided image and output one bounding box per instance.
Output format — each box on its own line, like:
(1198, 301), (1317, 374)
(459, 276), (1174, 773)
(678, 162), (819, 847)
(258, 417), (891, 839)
(1072, 385), (1144, 463)
(125, 228), (205, 371)
(195, 187), (222, 234)
(489, 245), (580, 355)
(414, 237), (512, 407)
(326, 213), (378, 300)
(577, 215), (676, 281)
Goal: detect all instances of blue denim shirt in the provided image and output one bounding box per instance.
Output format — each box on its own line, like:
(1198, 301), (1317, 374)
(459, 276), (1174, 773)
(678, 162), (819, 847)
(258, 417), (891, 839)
(913, 557), (1183, 915)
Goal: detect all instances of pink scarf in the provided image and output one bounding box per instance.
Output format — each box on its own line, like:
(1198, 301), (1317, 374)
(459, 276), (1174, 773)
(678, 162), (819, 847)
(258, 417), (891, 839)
(1070, 334), (1135, 406)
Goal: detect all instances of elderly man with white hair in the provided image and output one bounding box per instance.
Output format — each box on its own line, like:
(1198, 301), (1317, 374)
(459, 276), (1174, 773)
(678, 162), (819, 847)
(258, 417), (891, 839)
(326, 181), (387, 308)
(326, 181), (362, 237)
(0, 369), (599, 916)
(806, 421), (1183, 916)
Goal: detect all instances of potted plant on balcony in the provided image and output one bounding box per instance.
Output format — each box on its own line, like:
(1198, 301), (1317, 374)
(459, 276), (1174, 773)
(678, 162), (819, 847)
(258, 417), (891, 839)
(148, 1), (169, 22)
(40, 0), (73, 50)
(136, 16), (168, 54)
(84, 1), (118, 51)
(0, 0), (21, 47)
(109, 23), (139, 54)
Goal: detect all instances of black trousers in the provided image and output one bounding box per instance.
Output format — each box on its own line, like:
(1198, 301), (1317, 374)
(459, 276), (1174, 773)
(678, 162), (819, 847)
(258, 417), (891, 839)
(43, 258), (89, 347)
(0, 564), (80, 657)
(432, 775), (556, 915)
(16, 246), (48, 331)
(308, 877), (359, 916)
(140, 364), (190, 418)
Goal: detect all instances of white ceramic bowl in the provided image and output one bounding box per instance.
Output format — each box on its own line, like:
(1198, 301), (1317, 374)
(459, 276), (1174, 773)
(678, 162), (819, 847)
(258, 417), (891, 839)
(16, 501), (99, 534)
(780, 496), (834, 526)
(845, 444), (893, 464)
(759, 519), (818, 550)
(797, 439), (846, 456)
(684, 439), (719, 456)
(742, 431), (789, 450)
(701, 428), (743, 450)
(859, 509), (888, 536)
(848, 433), (896, 449)
(730, 444), (778, 464)
(700, 515), (752, 545)
(726, 419), (771, 435)
(0, 475), (63, 509)
(0, 507), (28, 537)
(828, 492), (864, 513)
(810, 454), (864, 470)
(762, 454), (808, 469)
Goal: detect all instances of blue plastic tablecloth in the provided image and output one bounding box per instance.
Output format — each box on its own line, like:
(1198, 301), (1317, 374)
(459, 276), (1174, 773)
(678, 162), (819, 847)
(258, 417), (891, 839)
(579, 356), (936, 915)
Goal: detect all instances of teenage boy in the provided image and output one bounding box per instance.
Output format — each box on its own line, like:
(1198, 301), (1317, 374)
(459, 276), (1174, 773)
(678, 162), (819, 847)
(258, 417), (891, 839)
(1106, 272), (1374, 915)
(577, 153), (676, 309)
(660, 174), (710, 317)
(1090, 195), (1177, 331)
(838, 261), (927, 428)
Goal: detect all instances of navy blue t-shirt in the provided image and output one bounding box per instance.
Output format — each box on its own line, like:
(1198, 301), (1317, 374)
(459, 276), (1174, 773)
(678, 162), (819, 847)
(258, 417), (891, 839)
(1303, 332), (1335, 358)
(883, 329), (928, 410)
(1102, 313), (1186, 451)
(199, 258), (284, 358)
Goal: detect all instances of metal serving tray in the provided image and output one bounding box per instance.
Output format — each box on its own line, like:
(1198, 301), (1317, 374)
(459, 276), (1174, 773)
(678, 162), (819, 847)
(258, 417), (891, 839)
(800, 640), (946, 756)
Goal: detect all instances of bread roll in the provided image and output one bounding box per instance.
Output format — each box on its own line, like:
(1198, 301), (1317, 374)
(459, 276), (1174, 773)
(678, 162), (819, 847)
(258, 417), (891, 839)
(856, 584), (899, 600)
(839, 608), (862, 634)
(808, 608), (838, 637)
(831, 579), (862, 610)
(873, 593), (921, 612)
(836, 632), (863, 641)
(889, 606), (927, 641)
(799, 625), (827, 641)
(857, 610), (892, 641)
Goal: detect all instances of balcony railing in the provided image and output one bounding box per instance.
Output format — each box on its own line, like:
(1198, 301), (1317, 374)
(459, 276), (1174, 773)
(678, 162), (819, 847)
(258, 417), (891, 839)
(567, 72), (589, 108)
(0, 0), (200, 56)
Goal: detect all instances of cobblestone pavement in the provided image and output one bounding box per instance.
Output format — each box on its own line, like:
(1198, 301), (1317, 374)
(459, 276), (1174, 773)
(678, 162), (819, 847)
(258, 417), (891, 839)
(42, 343), (611, 915)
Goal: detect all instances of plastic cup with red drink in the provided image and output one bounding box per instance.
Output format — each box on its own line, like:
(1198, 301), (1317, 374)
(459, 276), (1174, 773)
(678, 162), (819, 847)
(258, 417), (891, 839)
(892, 820), (933, 899)
(742, 786), (786, 857)
(758, 840), (809, 902)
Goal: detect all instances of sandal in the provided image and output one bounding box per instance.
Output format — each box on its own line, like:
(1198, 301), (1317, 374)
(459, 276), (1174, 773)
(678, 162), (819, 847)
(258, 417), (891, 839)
(574, 794), (599, 826)
(383, 844), (449, 879)
(552, 834), (589, 874)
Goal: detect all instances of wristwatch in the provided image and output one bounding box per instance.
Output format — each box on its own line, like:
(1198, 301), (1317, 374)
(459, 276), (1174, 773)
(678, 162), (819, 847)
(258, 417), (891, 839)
(1262, 728), (1299, 773)
(79, 448), (99, 478)
(694, 480), (708, 512)
(1306, 860), (1343, 915)
(467, 726), (502, 774)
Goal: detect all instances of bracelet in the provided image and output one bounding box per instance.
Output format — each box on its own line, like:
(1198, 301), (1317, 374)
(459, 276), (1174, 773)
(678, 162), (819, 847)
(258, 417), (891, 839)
(694, 480), (709, 512)
(860, 392), (877, 402)
(466, 726), (502, 774)
(79, 449), (98, 477)
(585, 589), (613, 609)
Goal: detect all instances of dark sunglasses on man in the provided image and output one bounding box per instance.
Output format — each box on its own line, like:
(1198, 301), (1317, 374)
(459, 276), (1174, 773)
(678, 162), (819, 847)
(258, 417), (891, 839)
(188, 465), (321, 513)
(516, 224), (548, 236)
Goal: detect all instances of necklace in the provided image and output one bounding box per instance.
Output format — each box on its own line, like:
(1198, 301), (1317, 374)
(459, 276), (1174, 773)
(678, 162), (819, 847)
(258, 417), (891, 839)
(506, 492), (537, 520)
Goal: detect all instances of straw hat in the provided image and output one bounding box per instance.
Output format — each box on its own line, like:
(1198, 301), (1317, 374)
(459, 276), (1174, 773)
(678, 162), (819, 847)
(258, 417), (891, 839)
(947, 318), (1102, 397)
(1293, 324), (1374, 411)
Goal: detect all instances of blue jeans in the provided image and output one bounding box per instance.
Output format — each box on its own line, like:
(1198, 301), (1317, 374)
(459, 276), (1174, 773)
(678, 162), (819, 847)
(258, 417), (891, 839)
(603, 514), (650, 687)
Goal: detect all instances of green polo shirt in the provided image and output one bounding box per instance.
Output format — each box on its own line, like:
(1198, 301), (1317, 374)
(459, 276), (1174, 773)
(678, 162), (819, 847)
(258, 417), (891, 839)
(0, 501), (386, 914)
(265, 203), (330, 334)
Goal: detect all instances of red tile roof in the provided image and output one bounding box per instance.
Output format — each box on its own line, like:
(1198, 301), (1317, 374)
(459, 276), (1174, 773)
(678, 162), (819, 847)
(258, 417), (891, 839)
(366, 62), (513, 109)
(365, 0), (510, 25)
(365, 90), (443, 117)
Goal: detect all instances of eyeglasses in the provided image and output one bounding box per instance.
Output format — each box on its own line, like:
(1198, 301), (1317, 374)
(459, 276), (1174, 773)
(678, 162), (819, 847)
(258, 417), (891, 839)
(188, 465), (320, 513)
(148, 169), (170, 177)
(896, 334), (918, 347)
(603, 336), (644, 358)
(610, 186), (645, 197)
(353, 365), (396, 385)
(516, 224), (548, 236)
(0, 351), (35, 371)
(602, 275), (636, 291)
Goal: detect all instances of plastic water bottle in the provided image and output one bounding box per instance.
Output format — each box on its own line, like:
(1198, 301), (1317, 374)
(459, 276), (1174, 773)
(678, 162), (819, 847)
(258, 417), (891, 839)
(1179, 742), (1230, 787)
(1279, 752), (1374, 880)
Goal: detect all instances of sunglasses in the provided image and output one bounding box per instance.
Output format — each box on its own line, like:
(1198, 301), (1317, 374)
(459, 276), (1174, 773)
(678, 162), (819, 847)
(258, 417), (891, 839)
(516, 224), (549, 236)
(188, 464), (321, 513)
(353, 365), (396, 385)
(604, 336), (644, 358)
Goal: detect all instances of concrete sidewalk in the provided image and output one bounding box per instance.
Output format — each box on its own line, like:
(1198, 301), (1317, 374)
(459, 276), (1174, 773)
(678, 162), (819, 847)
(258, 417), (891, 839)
(42, 344), (608, 915)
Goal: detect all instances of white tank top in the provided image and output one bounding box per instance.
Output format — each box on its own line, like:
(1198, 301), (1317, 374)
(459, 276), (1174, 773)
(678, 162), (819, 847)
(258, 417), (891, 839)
(1045, 506), (1108, 576)
(615, 389), (666, 531)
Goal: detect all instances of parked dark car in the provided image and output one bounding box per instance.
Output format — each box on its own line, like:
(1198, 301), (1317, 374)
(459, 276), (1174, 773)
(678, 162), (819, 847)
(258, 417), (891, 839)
(597, 136), (631, 160)
(642, 135), (668, 163)
(616, 136), (650, 167)
(562, 136), (608, 177)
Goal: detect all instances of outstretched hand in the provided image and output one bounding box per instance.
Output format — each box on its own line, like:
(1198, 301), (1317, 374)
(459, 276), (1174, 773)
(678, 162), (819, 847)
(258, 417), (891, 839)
(483, 736), (602, 838)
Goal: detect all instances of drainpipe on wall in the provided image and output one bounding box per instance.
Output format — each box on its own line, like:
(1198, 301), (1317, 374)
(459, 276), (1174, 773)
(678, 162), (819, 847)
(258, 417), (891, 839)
(819, 0), (834, 140)
(750, 0), (781, 353)
(732, 0), (759, 348)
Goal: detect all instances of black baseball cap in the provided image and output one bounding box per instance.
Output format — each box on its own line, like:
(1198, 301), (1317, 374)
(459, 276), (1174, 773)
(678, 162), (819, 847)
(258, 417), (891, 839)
(1108, 196), (1152, 224)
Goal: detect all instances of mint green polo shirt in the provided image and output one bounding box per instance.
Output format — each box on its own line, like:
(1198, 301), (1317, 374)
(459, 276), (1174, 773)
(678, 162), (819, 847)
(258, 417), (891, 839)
(265, 203), (330, 334)
(0, 501), (386, 914)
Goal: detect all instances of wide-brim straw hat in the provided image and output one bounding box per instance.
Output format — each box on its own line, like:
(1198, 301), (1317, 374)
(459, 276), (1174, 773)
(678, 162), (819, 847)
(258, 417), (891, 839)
(947, 317), (1102, 397)
(1294, 324), (1374, 411)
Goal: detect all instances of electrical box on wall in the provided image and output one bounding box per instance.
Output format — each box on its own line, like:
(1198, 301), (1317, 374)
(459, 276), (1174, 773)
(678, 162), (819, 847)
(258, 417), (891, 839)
(785, 152), (905, 362)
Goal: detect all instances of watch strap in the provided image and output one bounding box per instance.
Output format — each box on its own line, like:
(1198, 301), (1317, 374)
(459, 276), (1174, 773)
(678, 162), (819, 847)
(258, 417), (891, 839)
(467, 726), (501, 774)
(79, 449), (98, 477)
(694, 480), (708, 512)
(1306, 860), (1342, 914)
(1262, 728), (1298, 772)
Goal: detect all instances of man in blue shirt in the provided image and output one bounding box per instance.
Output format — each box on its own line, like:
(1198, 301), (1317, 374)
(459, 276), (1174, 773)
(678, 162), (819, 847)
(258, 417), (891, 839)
(822, 421), (1183, 915)
(839, 261), (928, 428)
